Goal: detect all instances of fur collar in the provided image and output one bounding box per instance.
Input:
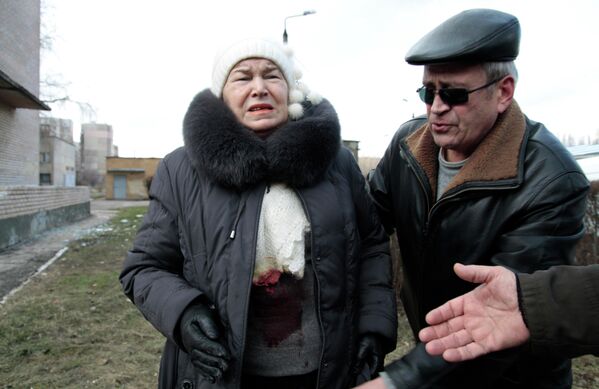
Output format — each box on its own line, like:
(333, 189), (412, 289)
(406, 101), (527, 199)
(183, 89), (341, 190)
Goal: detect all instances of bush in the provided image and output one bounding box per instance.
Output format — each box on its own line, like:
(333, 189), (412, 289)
(576, 180), (599, 265)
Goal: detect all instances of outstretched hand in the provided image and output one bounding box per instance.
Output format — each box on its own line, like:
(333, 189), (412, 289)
(418, 263), (530, 362)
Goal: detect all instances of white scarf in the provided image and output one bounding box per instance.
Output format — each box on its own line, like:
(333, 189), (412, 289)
(254, 183), (309, 283)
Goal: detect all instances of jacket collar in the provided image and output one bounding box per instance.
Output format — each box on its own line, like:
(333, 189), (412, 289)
(405, 100), (527, 199)
(183, 89), (341, 191)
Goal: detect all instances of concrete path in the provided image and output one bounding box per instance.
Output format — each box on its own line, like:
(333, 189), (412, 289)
(0, 199), (148, 304)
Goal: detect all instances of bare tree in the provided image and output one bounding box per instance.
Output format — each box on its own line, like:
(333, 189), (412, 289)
(77, 169), (103, 188)
(39, 0), (96, 119)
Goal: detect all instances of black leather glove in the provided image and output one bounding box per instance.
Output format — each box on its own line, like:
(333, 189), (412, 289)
(385, 342), (456, 389)
(353, 333), (385, 385)
(179, 301), (230, 382)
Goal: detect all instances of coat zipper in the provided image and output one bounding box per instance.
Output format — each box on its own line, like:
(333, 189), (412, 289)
(295, 189), (325, 389)
(236, 184), (266, 386)
(229, 193), (248, 240)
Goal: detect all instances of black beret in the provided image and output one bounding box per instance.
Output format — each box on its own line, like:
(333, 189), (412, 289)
(405, 9), (520, 65)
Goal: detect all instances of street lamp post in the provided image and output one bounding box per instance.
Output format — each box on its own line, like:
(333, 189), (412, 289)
(283, 10), (316, 44)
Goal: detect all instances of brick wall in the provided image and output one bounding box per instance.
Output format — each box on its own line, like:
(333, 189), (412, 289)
(0, 186), (89, 221)
(0, 0), (42, 185)
(0, 105), (40, 185)
(0, 0), (41, 92)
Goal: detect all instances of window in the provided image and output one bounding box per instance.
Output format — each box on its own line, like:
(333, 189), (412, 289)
(40, 173), (52, 185)
(39, 152), (51, 163)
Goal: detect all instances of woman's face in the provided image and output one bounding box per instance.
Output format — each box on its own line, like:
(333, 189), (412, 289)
(222, 58), (289, 138)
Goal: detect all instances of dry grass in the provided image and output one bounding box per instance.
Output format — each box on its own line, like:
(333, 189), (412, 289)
(0, 207), (163, 388)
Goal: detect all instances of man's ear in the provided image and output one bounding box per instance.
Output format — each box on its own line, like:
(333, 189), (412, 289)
(496, 75), (515, 114)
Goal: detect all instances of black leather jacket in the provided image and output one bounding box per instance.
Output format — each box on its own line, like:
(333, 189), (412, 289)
(369, 101), (589, 388)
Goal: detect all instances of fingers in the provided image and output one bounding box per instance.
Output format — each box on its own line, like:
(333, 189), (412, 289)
(188, 323), (230, 360)
(423, 330), (486, 363)
(423, 327), (471, 355)
(442, 342), (486, 363)
(419, 314), (465, 342)
(190, 348), (229, 379)
(424, 293), (465, 326)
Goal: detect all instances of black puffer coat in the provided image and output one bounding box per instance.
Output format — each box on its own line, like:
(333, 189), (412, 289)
(369, 101), (589, 388)
(120, 90), (398, 389)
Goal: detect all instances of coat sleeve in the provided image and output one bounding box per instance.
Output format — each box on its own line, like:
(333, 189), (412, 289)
(490, 170), (589, 272)
(518, 264), (599, 358)
(367, 133), (400, 236)
(343, 148), (398, 352)
(119, 157), (202, 345)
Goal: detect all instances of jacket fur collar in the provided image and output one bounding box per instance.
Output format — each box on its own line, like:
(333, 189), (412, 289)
(406, 100), (527, 199)
(183, 89), (341, 191)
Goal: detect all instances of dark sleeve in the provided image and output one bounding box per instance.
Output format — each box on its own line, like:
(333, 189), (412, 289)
(367, 133), (401, 236)
(383, 343), (457, 389)
(119, 157), (202, 344)
(489, 171), (589, 272)
(344, 148), (398, 352)
(518, 264), (599, 358)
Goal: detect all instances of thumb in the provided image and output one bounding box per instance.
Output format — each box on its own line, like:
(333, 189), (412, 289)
(454, 263), (497, 285)
(195, 309), (221, 340)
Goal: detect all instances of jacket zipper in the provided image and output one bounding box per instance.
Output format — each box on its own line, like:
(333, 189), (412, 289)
(229, 193), (248, 240)
(400, 145), (432, 235)
(236, 184), (266, 386)
(402, 148), (432, 329)
(295, 189), (324, 389)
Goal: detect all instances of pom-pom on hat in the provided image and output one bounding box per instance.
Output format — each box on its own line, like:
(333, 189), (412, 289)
(211, 38), (320, 120)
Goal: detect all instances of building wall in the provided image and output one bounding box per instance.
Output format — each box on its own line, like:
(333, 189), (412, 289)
(40, 118), (76, 186)
(0, 0), (40, 92)
(0, 0), (42, 185)
(80, 123), (115, 174)
(0, 186), (90, 249)
(105, 157), (161, 200)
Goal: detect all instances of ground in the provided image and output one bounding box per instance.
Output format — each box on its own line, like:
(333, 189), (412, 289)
(0, 205), (597, 387)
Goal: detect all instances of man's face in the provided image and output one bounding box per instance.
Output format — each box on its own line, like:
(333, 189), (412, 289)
(422, 63), (507, 162)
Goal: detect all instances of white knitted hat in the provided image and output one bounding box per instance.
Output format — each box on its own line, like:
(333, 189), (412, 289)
(211, 38), (322, 120)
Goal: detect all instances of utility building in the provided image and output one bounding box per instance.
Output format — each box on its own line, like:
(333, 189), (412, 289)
(105, 157), (161, 200)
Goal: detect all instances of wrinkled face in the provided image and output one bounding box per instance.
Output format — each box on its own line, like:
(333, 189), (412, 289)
(422, 63), (509, 162)
(222, 58), (289, 138)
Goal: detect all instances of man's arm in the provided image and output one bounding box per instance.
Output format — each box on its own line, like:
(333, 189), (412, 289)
(419, 263), (599, 361)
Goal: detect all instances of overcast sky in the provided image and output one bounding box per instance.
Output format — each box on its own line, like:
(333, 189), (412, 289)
(41, 0), (599, 158)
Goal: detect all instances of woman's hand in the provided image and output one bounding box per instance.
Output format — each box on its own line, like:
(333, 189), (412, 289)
(179, 302), (230, 382)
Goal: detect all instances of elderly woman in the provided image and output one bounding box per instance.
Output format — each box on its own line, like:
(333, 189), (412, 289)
(120, 38), (397, 389)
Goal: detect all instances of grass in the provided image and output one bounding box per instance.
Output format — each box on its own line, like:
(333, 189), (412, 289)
(0, 207), (164, 388)
(0, 206), (597, 388)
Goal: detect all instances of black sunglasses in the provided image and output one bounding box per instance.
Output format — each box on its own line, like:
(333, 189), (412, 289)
(416, 76), (505, 106)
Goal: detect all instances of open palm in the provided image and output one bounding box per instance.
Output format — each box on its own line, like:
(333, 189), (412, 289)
(418, 263), (530, 362)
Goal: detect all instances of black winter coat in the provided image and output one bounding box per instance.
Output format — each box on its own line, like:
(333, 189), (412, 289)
(120, 90), (398, 389)
(369, 101), (589, 388)
(519, 264), (599, 358)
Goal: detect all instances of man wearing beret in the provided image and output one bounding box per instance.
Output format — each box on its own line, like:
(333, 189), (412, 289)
(364, 8), (589, 389)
